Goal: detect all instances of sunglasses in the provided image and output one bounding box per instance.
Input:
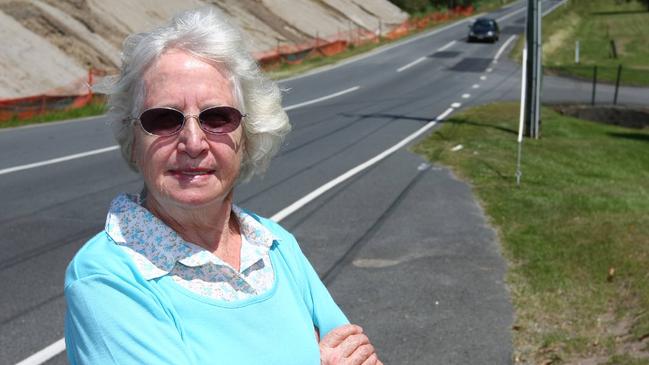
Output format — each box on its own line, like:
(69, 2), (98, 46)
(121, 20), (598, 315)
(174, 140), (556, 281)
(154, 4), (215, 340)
(135, 106), (244, 136)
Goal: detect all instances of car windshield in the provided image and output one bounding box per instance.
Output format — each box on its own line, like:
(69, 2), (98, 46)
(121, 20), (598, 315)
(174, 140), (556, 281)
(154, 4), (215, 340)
(473, 20), (495, 31)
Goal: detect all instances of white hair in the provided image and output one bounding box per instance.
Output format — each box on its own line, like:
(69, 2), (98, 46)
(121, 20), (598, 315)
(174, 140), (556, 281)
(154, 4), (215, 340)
(96, 7), (290, 182)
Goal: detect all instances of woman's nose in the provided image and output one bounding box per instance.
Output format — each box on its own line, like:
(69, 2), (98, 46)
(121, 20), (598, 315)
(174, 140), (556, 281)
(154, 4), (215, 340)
(177, 116), (208, 157)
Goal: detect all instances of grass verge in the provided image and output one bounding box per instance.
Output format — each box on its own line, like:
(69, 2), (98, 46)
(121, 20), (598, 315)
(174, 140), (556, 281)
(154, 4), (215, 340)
(511, 0), (649, 86)
(414, 102), (649, 364)
(0, 101), (107, 129)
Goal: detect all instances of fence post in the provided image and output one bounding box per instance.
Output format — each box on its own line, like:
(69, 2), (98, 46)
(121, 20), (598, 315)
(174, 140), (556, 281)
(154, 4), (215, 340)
(87, 68), (94, 98)
(575, 40), (580, 64)
(613, 64), (622, 105)
(591, 65), (598, 106)
(40, 95), (46, 115)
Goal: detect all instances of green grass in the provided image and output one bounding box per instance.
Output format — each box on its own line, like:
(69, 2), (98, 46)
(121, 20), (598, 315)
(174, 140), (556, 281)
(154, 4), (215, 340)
(414, 102), (649, 364)
(512, 0), (649, 86)
(0, 101), (107, 129)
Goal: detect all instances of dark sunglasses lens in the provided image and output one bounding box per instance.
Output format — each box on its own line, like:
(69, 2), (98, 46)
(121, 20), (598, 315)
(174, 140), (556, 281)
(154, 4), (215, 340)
(199, 107), (242, 134)
(139, 108), (184, 136)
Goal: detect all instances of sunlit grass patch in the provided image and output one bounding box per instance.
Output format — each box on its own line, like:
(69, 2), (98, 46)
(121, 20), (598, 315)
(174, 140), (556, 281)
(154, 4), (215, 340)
(414, 102), (649, 364)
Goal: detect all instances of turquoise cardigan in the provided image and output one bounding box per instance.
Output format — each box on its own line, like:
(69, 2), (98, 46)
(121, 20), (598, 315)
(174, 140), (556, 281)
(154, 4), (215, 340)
(64, 214), (348, 364)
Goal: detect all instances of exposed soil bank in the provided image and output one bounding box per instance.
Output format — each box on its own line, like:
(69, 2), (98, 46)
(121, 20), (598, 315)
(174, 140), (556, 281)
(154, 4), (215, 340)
(552, 104), (649, 129)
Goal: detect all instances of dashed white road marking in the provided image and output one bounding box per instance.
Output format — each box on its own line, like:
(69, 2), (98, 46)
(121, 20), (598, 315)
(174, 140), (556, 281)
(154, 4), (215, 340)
(396, 57), (427, 73)
(436, 40), (456, 52)
(480, 75), (487, 80)
(284, 86), (360, 111)
(486, 68), (493, 73)
(462, 93), (471, 99)
(472, 84), (480, 89)
(451, 102), (462, 108)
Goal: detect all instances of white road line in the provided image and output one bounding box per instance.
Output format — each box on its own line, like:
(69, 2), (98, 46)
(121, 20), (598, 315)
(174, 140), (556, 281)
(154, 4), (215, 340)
(451, 102), (462, 108)
(2, 88), (360, 176)
(437, 40), (456, 52)
(494, 35), (517, 61)
(270, 107), (455, 222)
(486, 68), (493, 73)
(0, 145), (119, 176)
(462, 94), (471, 99)
(15, 338), (65, 365)
(480, 75), (487, 80)
(396, 57), (427, 73)
(396, 39), (456, 73)
(543, 0), (568, 16)
(496, 6), (526, 23)
(472, 84), (480, 89)
(284, 86), (360, 111)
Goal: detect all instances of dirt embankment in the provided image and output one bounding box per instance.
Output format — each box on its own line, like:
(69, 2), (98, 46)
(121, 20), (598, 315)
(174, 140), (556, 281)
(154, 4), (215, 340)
(0, 0), (407, 99)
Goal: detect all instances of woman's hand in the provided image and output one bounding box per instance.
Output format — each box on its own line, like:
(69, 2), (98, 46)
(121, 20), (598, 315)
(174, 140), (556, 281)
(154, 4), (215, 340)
(319, 324), (383, 365)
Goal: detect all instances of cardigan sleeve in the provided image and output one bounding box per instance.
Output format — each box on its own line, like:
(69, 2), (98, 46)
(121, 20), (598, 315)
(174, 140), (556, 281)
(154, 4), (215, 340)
(64, 274), (193, 365)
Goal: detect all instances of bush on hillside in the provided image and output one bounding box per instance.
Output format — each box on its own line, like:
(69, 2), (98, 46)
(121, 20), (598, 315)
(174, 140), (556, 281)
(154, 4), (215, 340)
(389, 0), (474, 14)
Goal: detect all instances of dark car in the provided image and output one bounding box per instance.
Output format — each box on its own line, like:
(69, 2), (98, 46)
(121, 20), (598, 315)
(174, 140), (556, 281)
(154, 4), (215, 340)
(467, 18), (500, 43)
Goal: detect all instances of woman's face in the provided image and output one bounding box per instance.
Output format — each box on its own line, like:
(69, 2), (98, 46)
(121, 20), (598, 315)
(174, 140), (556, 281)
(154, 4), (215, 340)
(133, 49), (244, 210)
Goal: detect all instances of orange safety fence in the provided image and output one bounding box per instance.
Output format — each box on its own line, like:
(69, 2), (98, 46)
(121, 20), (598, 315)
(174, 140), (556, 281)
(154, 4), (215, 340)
(1, 6), (474, 123)
(0, 68), (106, 122)
(386, 5), (474, 40)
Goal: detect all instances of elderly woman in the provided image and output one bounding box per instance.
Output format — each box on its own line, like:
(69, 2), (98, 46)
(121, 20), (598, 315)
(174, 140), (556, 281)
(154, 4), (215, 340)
(64, 7), (381, 365)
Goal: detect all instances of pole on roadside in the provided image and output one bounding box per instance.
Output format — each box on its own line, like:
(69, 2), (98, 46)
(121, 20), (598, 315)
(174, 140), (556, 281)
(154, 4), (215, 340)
(524, 0), (541, 139)
(516, 47), (528, 186)
(591, 65), (598, 106)
(613, 64), (622, 105)
(534, 0), (542, 138)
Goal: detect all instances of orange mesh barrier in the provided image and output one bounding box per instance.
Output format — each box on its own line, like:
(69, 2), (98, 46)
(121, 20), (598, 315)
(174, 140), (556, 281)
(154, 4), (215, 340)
(0, 69), (106, 123)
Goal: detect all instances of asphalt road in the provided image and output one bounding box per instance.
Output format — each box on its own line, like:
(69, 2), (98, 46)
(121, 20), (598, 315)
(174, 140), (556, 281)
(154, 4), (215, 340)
(2, 1), (631, 363)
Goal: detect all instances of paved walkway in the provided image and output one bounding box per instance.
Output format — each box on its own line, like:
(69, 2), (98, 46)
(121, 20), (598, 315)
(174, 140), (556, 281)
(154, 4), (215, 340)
(285, 149), (513, 364)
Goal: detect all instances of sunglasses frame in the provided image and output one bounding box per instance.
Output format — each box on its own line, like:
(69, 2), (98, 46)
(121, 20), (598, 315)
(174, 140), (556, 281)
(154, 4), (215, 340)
(133, 106), (245, 137)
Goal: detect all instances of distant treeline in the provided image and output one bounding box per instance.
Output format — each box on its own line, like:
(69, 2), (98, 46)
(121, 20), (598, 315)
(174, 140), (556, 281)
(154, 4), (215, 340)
(389, 0), (476, 13)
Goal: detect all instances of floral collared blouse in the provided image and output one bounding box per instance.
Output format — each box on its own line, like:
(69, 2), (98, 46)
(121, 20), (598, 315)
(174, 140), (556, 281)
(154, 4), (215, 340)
(105, 193), (275, 301)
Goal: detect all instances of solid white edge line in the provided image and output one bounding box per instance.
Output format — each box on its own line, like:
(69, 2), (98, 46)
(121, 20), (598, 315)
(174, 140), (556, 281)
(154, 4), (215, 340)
(494, 35), (517, 61)
(270, 107), (455, 223)
(543, 0), (568, 16)
(437, 40), (456, 52)
(496, 6), (526, 23)
(0, 145), (119, 176)
(284, 86), (360, 111)
(14, 338), (65, 365)
(396, 57), (426, 73)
